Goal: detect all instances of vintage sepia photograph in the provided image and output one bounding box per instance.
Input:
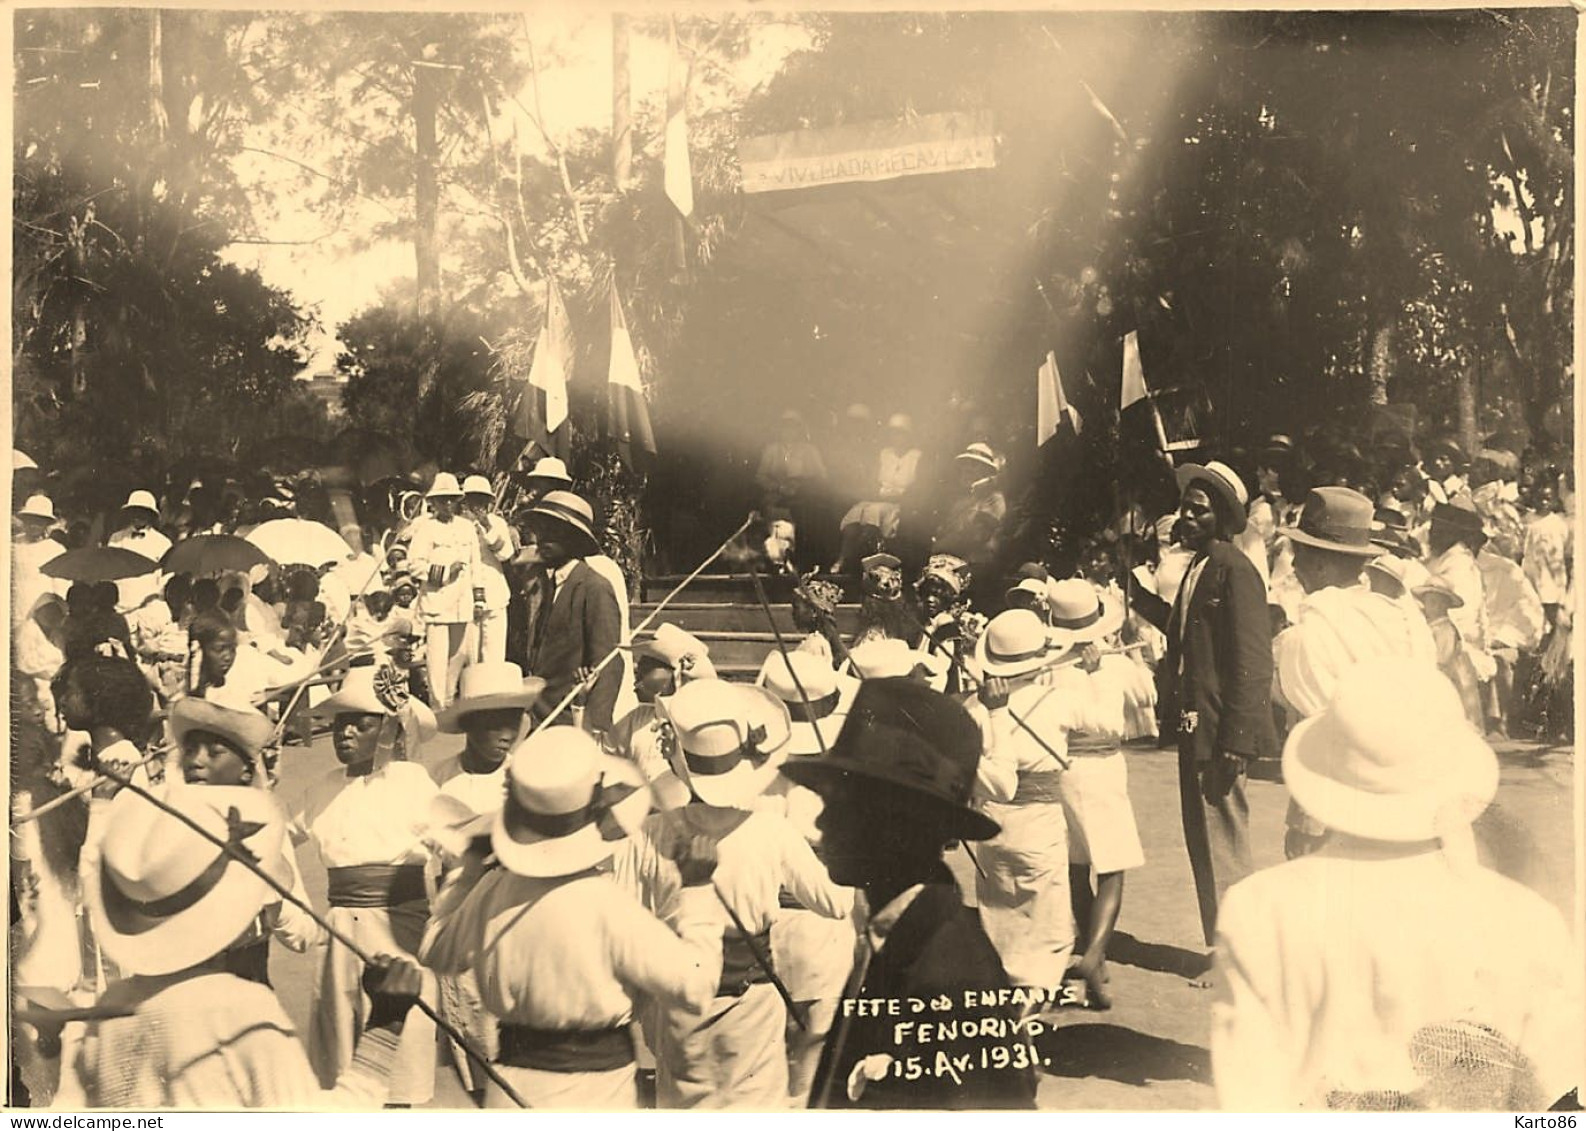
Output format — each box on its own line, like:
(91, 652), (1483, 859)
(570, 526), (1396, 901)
(6, 0), (1582, 1115)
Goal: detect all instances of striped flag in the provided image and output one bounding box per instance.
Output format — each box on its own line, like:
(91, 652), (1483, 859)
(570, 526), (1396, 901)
(1121, 330), (1149, 411)
(664, 21), (693, 218)
(1037, 351), (1080, 447)
(607, 283), (657, 470)
(514, 279), (571, 460)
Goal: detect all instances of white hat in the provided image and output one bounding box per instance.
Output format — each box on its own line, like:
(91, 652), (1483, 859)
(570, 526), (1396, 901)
(974, 609), (1064, 679)
(756, 650), (858, 757)
(435, 662), (545, 734)
(886, 413), (914, 432)
(1175, 461), (1250, 535)
(1045, 578), (1125, 647)
(17, 494), (55, 522)
(659, 679), (792, 808)
(13, 449), (37, 472)
(524, 457), (573, 484)
(1283, 658), (1498, 843)
(955, 442), (1000, 473)
(843, 638), (950, 692)
(311, 666), (437, 743)
(491, 728), (651, 878)
(85, 785), (293, 977)
(1005, 576), (1049, 605)
(121, 490), (159, 517)
(461, 475), (496, 499)
(633, 623), (716, 680)
(426, 472), (464, 499)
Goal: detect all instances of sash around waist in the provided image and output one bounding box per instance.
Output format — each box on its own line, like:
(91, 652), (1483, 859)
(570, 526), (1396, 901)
(1010, 769), (1066, 805)
(326, 864), (428, 908)
(497, 1024), (636, 1074)
(719, 928), (773, 997)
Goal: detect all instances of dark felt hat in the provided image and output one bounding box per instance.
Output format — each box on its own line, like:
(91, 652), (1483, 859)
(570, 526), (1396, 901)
(1282, 487), (1382, 557)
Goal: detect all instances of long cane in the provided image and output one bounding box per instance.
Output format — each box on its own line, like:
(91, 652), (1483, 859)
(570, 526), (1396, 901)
(12, 748), (167, 826)
(96, 767), (531, 1110)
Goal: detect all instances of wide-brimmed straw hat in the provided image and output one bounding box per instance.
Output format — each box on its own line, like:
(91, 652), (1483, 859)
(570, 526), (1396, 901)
(491, 728), (651, 878)
(120, 490), (160, 521)
(1281, 487), (1383, 558)
(955, 442), (1000, 475)
(461, 475), (496, 499)
(85, 785), (293, 976)
(1414, 574), (1466, 611)
(780, 677), (1000, 842)
(1370, 507), (1421, 558)
(168, 698), (276, 781)
(843, 638), (950, 692)
(658, 679), (792, 809)
(1045, 578), (1125, 646)
(975, 609), (1064, 679)
(1175, 461), (1250, 536)
(436, 662), (544, 734)
(756, 650), (859, 757)
(311, 666), (437, 741)
(632, 623), (716, 680)
(425, 472), (465, 499)
(525, 491), (601, 558)
(1283, 659), (1497, 843)
(1367, 554), (1431, 598)
(17, 495), (55, 523)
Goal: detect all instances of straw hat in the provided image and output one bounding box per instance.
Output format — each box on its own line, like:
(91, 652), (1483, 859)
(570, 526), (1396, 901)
(425, 472), (464, 499)
(658, 679), (792, 809)
(491, 728), (651, 878)
(1367, 554), (1431, 598)
(311, 666), (438, 742)
(918, 553), (970, 597)
(120, 490), (160, 521)
(461, 475), (496, 499)
(975, 609), (1063, 679)
(435, 662), (545, 734)
(633, 623), (716, 680)
(523, 457), (573, 485)
(1281, 487), (1383, 558)
(780, 678), (999, 843)
(1005, 576), (1050, 606)
(1045, 578), (1125, 646)
(1282, 659), (1497, 843)
(756, 650), (859, 757)
(1175, 461), (1250, 535)
(525, 491), (600, 558)
(16, 495), (55, 523)
(843, 638), (950, 692)
(85, 785), (294, 976)
(168, 698), (276, 782)
(955, 442), (1000, 474)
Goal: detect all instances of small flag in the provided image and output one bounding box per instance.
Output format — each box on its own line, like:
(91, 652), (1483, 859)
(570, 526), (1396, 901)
(664, 21), (693, 218)
(515, 279), (572, 460)
(1037, 351), (1080, 447)
(1121, 330), (1149, 411)
(608, 283), (657, 471)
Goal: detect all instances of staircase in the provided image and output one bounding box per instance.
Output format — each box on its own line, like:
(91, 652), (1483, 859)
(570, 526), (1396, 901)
(633, 573), (863, 681)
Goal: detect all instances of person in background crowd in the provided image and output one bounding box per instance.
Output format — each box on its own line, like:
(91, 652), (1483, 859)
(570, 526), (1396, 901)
(343, 588), (411, 669)
(834, 413), (921, 574)
(1006, 561), (1052, 621)
(781, 678), (1036, 1110)
(1470, 450), (1524, 561)
(756, 410), (829, 565)
(522, 491), (623, 740)
(827, 404), (877, 569)
(1523, 479), (1571, 631)
(61, 584), (134, 665)
(617, 679), (852, 1109)
(512, 455), (575, 508)
(15, 593), (68, 722)
(1211, 660), (1581, 1112)
(13, 495), (65, 642)
(420, 728), (727, 1110)
(1425, 498), (1496, 718)
(915, 553), (981, 695)
(607, 624), (713, 793)
(461, 476), (516, 665)
(790, 571), (846, 666)
(1476, 530), (1545, 739)
(406, 473), (485, 710)
(61, 785), (426, 1108)
(1423, 436), (1471, 505)
(1418, 577), (1487, 729)
(932, 442), (1007, 606)
(1131, 461), (1277, 978)
(293, 667), (441, 1106)
(107, 491), (171, 612)
(850, 553), (921, 650)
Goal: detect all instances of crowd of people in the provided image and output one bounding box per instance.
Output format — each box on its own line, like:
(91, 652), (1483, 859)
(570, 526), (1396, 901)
(6, 417), (1580, 1112)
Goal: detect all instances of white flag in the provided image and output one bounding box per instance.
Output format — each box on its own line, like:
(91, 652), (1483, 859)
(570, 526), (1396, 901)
(1121, 330), (1149, 411)
(664, 23), (693, 218)
(1037, 351), (1078, 446)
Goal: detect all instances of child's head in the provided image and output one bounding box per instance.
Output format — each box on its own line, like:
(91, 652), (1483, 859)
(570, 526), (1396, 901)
(189, 610), (239, 685)
(460, 707), (525, 768)
(180, 729), (256, 786)
(364, 590), (395, 620)
(52, 654), (153, 741)
(190, 578), (222, 612)
(220, 587), (246, 616)
(165, 573), (193, 612)
(67, 582), (95, 616)
(634, 654), (676, 704)
(91, 581), (120, 612)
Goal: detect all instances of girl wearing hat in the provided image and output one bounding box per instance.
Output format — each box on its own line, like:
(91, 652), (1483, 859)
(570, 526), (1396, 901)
(615, 679), (853, 1109)
(427, 661), (543, 1097)
(291, 666), (442, 1105)
(1211, 660), (1581, 1112)
(419, 728), (729, 1110)
(406, 472), (485, 709)
(64, 785), (428, 1108)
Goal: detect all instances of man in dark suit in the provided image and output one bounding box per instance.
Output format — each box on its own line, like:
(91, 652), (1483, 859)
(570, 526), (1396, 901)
(1133, 461), (1278, 967)
(523, 491), (623, 739)
(781, 678), (1039, 1110)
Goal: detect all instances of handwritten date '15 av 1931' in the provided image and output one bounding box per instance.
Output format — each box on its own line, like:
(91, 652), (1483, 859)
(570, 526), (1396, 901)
(890, 1043), (1049, 1086)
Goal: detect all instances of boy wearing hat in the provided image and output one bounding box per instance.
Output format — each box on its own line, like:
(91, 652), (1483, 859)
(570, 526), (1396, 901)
(64, 785), (427, 1108)
(461, 475), (517, 664)
(406, 472), (485, 709)
(1211, 660), (1581, 1111)
(108, 490), (171, 612)
(523, 490), (624, 739)
(608, 624), (714, 789)
(616, 679), (853, 1109)
(1131, 461), (1277, 968)
(781, 678), (1037, 1110)
(292, 667), (442, 1105)
(420, 728), (728, 1109)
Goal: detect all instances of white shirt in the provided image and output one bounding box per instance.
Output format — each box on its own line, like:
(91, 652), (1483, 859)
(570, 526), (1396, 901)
(432, 754), (507, 818)
(472, 513), (516, 612)
(11, 537), (64, 630)
(405, 514), (482, 624)
(289, 761), (439, 869)
(877, 447), (922, 498)
(1427, 543), (1490, 661)
(1523, 512), (1571, 605)
(1272, 584), (1438, 719)
(108, 526), (172, 611)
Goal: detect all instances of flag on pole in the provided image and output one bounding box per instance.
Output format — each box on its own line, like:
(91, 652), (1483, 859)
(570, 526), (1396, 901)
(1121, 330), (1149, 411)
(514, 279), (571, 460)
(1037, 350), (1080, 447)
(608, 283), (657, 471)
(664, 21), (693, 219)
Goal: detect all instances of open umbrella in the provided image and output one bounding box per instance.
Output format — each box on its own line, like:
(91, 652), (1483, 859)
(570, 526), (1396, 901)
(246, 518), (353, 567)
(162, 534), (274, 577)
(41, 546), (159, 582)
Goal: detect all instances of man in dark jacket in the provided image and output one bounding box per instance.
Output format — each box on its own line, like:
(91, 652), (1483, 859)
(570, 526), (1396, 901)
(781, 678), (1039, 1110)
(522, 491), (623, 739)
(1133, 461), (1278, 967)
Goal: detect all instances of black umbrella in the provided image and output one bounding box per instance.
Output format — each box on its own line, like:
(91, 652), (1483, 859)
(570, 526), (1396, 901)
(162, 534), (275, 577)
(41, 546), (159, 582)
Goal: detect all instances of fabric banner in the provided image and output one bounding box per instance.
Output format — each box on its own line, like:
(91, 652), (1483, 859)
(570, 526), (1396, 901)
(1121, 330), (1148, 411)
(608, 284), (657, 471)
(738, 111), (996, 194)
(665, 22), (694, 218)
(1037, 351), (1079, 447)
(516, 279), (571, 459)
